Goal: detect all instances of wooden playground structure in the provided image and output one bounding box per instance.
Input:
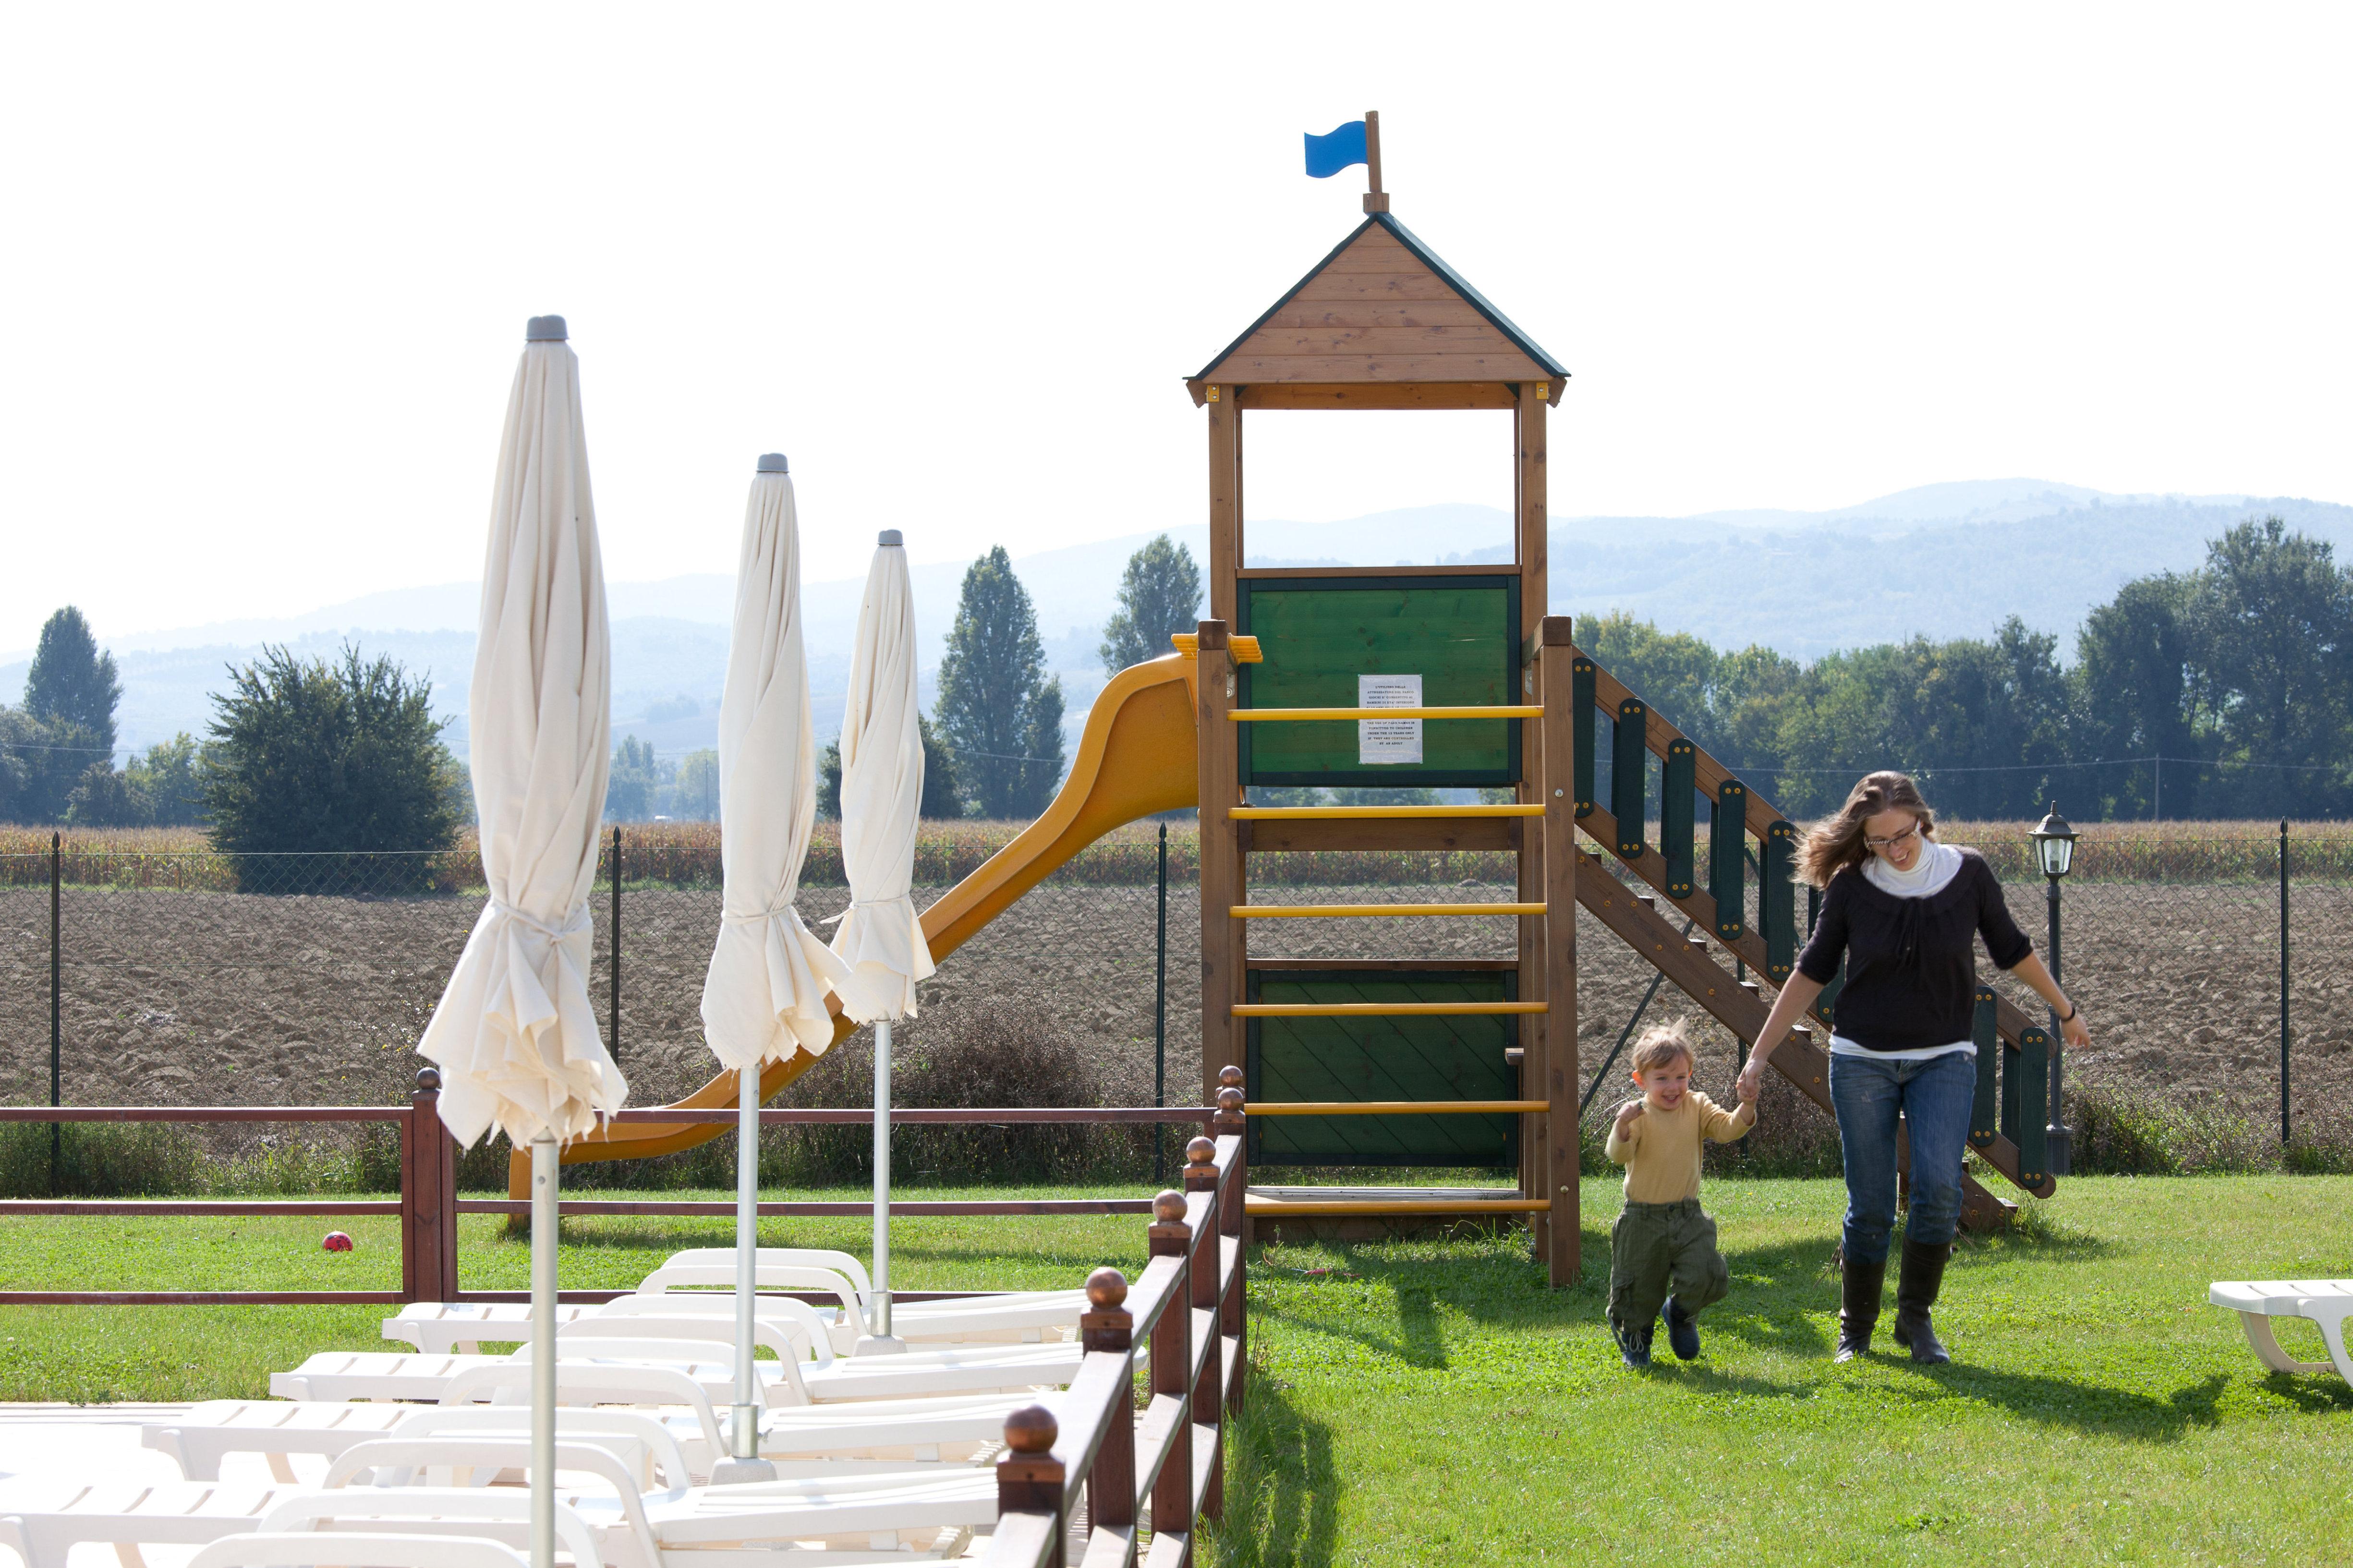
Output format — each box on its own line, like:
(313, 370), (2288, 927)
(528, 159), (2062, 1295)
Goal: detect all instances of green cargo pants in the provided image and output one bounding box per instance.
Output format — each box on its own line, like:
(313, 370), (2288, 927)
(1608, 1197), (1730, 1335)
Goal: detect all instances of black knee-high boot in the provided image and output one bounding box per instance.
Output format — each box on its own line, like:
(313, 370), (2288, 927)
(1892, 1237), (1952, 1364)
(1836, 1254), (1885, 1363)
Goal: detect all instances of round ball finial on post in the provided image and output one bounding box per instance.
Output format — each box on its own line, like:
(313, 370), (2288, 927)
(415, 1067), (441, 1093)
(1217, 1064), (1244, 1089)
(1003, 1404), (1058, 1455)
(1187, 1136), (1216, 1167)
(1085, 1266), (1129, 1309)
(1216, 1086), (1245, 1114)
(1152, 1189), (1188, 1223)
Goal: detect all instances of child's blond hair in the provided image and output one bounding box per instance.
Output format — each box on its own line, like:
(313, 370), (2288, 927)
(1628, 1020), (1696, 1076)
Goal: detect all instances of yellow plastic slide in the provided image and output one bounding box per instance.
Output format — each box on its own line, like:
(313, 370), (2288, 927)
(512, 651), (1201, 1189)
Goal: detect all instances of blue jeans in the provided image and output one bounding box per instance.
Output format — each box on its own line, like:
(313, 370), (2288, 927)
(1829, 1049), (1976, 1265)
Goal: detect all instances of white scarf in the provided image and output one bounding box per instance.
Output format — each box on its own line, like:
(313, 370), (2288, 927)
(1862, 832), (1962, 898)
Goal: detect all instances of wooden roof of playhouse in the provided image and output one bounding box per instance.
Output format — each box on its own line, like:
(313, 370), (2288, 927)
(1187, 211), (1568, 410)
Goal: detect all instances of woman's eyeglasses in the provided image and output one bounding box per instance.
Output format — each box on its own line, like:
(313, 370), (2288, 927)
(1865, 823), (1921, 850)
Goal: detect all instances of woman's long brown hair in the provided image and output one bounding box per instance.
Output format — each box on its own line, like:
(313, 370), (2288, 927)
(1796, 771), (1937, 889)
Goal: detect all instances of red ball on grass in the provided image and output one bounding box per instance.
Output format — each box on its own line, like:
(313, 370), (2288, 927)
(322, 1231), (354, 1253)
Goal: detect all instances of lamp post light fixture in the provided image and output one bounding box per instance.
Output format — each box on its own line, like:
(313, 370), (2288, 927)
(2029, 804), (2079, 1174)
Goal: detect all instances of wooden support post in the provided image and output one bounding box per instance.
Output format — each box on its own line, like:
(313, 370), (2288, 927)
(1515, 386), (1549, 1258)
(1539, 617), (1580, 1287)
(1184, 1137), (1223, 1521)
(1207, 388), (1241, 624)
(1197, 622), (1242, 1110)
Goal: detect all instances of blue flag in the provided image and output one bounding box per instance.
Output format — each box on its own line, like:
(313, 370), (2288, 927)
(1303, 120), (1368, 179)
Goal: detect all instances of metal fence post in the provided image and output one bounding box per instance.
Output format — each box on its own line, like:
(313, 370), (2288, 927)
(1154, 821), (1167, 1183)
(610, 826), (622, 1061)
(2280, 818), (2291, 1147)
(49, 832), (61, 1188)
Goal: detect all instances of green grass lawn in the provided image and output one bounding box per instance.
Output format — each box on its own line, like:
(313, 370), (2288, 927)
(1213, 1175), (2353, 1567)
(0, 1177), (2346, 1563)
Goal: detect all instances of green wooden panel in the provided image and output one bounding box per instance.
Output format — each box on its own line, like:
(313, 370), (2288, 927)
(1710, 781), (1747, 940)
(2015, 1027), (2050, 1180)
(1572, 658), (1597, 817)
(1237, 577), (1520, 787)
(1246, 969), (1519, 1167)
(1761, 819), (1796, 979)
(1662, 741), (1696, 896)
(1611, 699), (1647, 857)
(1970, 987), (2000, 1147)
(2001, 1032), (2021, 1145)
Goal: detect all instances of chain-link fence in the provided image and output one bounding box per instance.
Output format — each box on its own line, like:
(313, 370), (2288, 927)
(5, 824), (2352, 1187)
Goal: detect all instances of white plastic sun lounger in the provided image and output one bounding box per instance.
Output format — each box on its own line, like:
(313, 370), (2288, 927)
(285, 1326), (1081, 1410)
(146, 1403), (691, 1488)
(2208, 1279), (2353, 1383)
(319, 1438), (998, 1565)
(252, 1492), (607, 1568)
(191, 1532), (534, 1568)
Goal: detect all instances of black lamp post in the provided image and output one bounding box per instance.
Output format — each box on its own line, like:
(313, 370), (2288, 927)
(2029, 804), (2078, 1174)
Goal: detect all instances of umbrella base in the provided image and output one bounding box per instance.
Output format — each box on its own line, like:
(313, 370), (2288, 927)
(851, 1334), (909, 1357)
(710, 1455), (780, 1485)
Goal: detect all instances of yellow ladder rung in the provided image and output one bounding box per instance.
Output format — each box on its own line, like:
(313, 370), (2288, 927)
(1232, 1002), (1546, 1017)
(1231, 903), (1546, 918)
(1229, 804), (1544, 819)
(1249, 1100), (1550, 1115)
(1230, 706), (1543, 721)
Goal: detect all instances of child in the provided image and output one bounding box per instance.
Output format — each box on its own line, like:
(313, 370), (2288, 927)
(1604, 1020), (1758, 1367)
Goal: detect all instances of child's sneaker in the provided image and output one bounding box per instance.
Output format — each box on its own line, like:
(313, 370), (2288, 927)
(1613, 1317), (1654, 1369)
(1663, 1297), (1701, 1361)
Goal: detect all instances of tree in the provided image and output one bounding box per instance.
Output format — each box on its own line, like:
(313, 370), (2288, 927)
(2182, 516), (2353, 818)
(126, 734), (208, 827)
(64, 761), (150, 827)
(674, 748), (720, 820)
(203, 644), (459, 891)
(606, 736), (662, 821)
(2074, 574), (2199, 819)
(24, 607), (120, 759)
(937, 546), (1067, 818)
(1100, 535), (1203, 674)
(0, 705), (37, 824)
(18, 607), (121, 822)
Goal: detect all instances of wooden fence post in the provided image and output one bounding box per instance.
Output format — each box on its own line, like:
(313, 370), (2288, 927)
(1214, 1070), (1247, 1412)
(403, 1068), (455, 1304)
(995, 1404), (1066, 1568)
(1183, 1137), (1223, 1521)
(1080, 1267), (1136, 1542)
(1146, 1187), (1192, 1543)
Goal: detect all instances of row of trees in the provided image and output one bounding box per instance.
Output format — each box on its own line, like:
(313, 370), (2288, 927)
(1586, 515), (2353, 820)
(0, 608), (211, 827)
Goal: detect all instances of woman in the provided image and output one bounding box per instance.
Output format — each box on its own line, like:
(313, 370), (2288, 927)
(1737, 772), (2090, 1364)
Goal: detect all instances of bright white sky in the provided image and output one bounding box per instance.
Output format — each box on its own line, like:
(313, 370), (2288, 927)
(3, 3), (2348, 650)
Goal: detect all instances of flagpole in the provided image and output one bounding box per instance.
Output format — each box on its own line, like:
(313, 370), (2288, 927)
(1364, 109), (1388, 213)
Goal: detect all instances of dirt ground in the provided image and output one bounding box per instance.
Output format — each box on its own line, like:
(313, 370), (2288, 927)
(1, 873), (2348, 1149)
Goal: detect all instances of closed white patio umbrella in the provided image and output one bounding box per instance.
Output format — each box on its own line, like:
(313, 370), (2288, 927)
(829, 531), (934, 1354)
(417, 315), (625, 1568)
(698, 451), (841, 1480)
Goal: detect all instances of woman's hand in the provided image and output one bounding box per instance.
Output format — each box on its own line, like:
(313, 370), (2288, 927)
(2058, 1008), (2090, 1050)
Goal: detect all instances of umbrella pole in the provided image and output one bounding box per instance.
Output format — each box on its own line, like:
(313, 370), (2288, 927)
(856, 1018), (903, 1353)
(530, 1134), (558, 1568)
(709, 1062), (777, 1483)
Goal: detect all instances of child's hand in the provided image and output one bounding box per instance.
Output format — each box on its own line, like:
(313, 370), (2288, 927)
(1613, 1099), (1645, 1139)
(1735, 1069), (1760, 1108)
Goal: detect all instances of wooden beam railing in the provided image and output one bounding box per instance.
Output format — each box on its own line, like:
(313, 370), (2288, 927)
(984, 1075), (1249, 1568)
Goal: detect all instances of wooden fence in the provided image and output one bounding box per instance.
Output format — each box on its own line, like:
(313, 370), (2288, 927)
(985, 1081), (1249, 1568)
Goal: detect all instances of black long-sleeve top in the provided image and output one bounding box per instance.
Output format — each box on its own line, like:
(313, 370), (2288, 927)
(1794, 848), (2034, 1052)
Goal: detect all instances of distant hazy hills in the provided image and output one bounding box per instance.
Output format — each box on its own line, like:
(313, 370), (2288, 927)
(11, 478), (2347, 763)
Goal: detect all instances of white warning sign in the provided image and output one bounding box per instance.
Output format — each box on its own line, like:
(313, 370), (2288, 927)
(1358, 674), (1423, 765)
